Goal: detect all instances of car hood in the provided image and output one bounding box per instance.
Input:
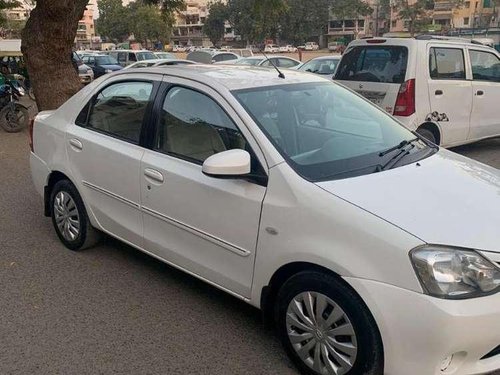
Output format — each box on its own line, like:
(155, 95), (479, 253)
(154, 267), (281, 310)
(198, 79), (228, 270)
(100, 64), (122, 70)
(316, 149), (500, 252)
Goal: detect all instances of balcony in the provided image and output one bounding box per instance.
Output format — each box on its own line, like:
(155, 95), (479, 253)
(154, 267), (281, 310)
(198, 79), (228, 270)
(434, 1), (454, 15)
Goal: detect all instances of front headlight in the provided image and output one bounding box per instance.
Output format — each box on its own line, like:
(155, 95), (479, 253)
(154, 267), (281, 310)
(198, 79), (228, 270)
(411, 246), (500, 299)
(105, 69), (112, 73)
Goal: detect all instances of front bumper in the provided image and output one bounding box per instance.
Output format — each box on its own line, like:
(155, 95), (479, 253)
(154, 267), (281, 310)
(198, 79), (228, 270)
(346, 277), (500, 375)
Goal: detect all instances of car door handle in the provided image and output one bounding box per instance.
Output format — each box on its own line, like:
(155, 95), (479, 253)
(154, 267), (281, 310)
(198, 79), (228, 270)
(144, 168), (164, 183)
(435, 90), (443, 96)
(476, 90), (484, 96)
(69, 138), (83, 151)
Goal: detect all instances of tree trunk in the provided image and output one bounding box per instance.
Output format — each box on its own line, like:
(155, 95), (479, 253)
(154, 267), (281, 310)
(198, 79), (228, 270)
(21, 0), (89, 111)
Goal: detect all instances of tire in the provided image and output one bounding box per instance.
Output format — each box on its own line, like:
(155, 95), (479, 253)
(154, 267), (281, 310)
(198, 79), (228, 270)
(50, 179), (100, 251)
(276, 271), (383, 375)
(0, 104), (29, 133)
(416, 127), (437, 145)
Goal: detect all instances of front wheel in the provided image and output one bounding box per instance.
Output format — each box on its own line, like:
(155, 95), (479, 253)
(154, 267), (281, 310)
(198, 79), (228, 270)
(0, 103), (29, 133)
(277, 271), (384, 375)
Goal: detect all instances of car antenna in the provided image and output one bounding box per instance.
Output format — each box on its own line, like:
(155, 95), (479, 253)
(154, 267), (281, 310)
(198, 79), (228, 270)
(260, 49), (285, 79)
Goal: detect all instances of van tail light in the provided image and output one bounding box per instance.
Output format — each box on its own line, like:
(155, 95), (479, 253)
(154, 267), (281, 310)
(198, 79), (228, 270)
(29, 118), (35, 152)
(394, 79), (415, 117)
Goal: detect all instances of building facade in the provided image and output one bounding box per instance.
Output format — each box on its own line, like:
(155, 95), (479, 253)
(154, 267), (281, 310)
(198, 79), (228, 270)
(171, 0), (211, 47)
(76, 0), (98, 49)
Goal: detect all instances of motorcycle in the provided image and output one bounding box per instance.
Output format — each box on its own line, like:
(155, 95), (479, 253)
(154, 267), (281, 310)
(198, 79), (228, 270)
(0, 80), (30, 133)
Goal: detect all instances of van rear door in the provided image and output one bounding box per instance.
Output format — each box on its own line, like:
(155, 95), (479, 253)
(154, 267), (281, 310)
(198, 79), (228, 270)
(335, 45), (409, 114)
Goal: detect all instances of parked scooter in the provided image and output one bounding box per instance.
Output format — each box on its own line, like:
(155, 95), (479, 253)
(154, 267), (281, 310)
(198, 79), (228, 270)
(0, 80), (30, 133)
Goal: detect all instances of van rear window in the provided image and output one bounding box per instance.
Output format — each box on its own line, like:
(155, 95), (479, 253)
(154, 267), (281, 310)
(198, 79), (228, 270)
(335, 46), (408, 84)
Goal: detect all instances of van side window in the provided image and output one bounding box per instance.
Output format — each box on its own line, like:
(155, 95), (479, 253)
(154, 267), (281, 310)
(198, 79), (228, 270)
(429, 47), (466, 80)
(469, 50), (500, 82)
(128, 53), (137, 62)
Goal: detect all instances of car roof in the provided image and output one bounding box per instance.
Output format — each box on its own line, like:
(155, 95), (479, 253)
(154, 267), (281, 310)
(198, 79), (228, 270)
(349, 37), (498, 50)
(113, 64), (326, 91)
(306, 56), (341, 61)
(109, 49), (153, 53)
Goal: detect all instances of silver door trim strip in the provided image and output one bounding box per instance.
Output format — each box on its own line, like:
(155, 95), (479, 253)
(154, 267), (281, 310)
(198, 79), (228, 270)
(82, 181), (250, 258)
(82, 181), (141, 210)
(141, 206), (251, 257)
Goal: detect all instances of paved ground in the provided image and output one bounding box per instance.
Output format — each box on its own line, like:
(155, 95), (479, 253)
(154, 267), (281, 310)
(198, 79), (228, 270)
(0, 121), (499, 374)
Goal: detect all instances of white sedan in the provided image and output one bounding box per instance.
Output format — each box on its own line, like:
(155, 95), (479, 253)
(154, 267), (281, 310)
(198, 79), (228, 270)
(279, 45), (297, 53)
(123, 58), (197, 69)
(30, 65), (500, 375)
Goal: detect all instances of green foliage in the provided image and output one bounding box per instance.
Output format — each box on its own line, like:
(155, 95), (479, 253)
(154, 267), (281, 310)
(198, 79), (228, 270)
(279, 0), (330, 44)
(95, 0), (130, 43)
(329, 0), (373, 20)
(203, 1), (228, 46)
(227, 0), (289, 43)
(129, 4), (171, 45)
(395, 0), (434, 35)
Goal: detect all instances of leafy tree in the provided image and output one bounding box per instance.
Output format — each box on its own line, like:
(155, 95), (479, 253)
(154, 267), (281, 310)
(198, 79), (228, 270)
(203, 1), (228, 47)
(329, 0), (373, 24)
(395, 0), (434, 36)
(21, 0), (186, 110)
(129, 3), (171, 47)
(279, 0), (330, 44)
(95, 0), (130, 43)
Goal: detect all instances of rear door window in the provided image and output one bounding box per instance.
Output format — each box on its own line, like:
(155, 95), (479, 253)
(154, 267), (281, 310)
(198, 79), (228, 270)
(429, 47), (466, 80)
(469, 50), (500, 82)
(335, 46), (408, 83)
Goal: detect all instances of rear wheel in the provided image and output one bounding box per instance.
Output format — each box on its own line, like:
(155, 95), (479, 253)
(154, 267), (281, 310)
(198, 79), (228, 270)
(416, 127), (437, 145)
(50, 180), (100, 251)
(276, 271), (383, 375)
(0, 103), (29, 133)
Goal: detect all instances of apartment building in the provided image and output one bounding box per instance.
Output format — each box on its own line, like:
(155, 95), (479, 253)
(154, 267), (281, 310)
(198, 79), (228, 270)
(171, 0), (210, 47)
(76, 0), (98, 49)
(2, 0), (34, 22)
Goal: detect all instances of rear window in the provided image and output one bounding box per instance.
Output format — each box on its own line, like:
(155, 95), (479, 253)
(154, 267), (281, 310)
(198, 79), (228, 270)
(335, 46), (408, 84)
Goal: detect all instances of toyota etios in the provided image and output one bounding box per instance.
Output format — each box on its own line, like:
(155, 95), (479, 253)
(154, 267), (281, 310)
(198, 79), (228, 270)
(30, 65), (500, 375)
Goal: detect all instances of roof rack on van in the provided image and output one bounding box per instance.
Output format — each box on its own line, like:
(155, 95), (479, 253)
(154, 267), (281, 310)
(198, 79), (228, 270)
(415, 34), (487, 45)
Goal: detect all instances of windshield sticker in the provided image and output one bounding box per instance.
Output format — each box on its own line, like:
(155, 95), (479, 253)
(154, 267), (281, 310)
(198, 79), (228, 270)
(426, 111), (449, 122)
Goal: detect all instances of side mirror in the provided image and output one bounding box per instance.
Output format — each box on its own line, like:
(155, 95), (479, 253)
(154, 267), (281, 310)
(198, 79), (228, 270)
(202, 149), (251, 178)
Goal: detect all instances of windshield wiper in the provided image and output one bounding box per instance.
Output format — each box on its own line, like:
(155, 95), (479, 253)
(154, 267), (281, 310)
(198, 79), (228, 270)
(377, 143), (416, 171)
(379, 137), (419, 157)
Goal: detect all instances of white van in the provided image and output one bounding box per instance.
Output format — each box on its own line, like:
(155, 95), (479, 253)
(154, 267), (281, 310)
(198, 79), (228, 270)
(335, 37), (500, 147)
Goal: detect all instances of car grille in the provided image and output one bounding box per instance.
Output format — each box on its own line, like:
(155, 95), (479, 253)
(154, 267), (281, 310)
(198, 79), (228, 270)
(481, 345), (500, 360)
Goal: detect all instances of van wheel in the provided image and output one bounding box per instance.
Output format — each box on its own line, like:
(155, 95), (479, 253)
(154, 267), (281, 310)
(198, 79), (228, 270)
(416, 128), (437, 144)
(50, 180), (100, 251)
(276, 271), (383, 375)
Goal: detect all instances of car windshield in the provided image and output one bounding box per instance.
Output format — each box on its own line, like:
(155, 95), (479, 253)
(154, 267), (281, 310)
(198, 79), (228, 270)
(95, 56), (118, 65)
(335, 46), (408, 83)
(299, 59), (339, 75)
(234, 82), (434, 181)
(137, 52), (156, 61)
(156, 53), (175, 59)
(235, 58), (263, 66)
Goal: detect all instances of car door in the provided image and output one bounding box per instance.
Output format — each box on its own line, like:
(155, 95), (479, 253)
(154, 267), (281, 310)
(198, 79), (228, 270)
(468, 48), (500, 140)
(140, 78), (268, 298)
(427, 45), (473, 146)
(66, 76), (160, 247)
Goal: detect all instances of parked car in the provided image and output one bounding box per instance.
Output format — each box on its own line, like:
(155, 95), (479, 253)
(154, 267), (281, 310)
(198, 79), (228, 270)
(328, 41), (344, 52)
(229, 48), (254, 58)
(172, 45), (186, 53)
(187, 50), (239, 64)
(334, 36), (500, 147)
(304, 42), (320, 51)
(246, 45), (261, 53)
(279, 45), (297, 53)
(72, 52), (94, 84)
(154, 52), (176, 59)
(230, 56), (301, 68)
(81, 54), (123, 78)
(30, 65), (500, 375)
(108, 50), (157, 67)
(124, 59), (197, 69)
(264, 44), (280, 53)
(296, 55), (341, 79)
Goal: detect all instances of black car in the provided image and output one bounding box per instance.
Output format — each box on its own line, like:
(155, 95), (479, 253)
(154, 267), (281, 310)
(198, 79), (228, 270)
(82, 55), (123, 78)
